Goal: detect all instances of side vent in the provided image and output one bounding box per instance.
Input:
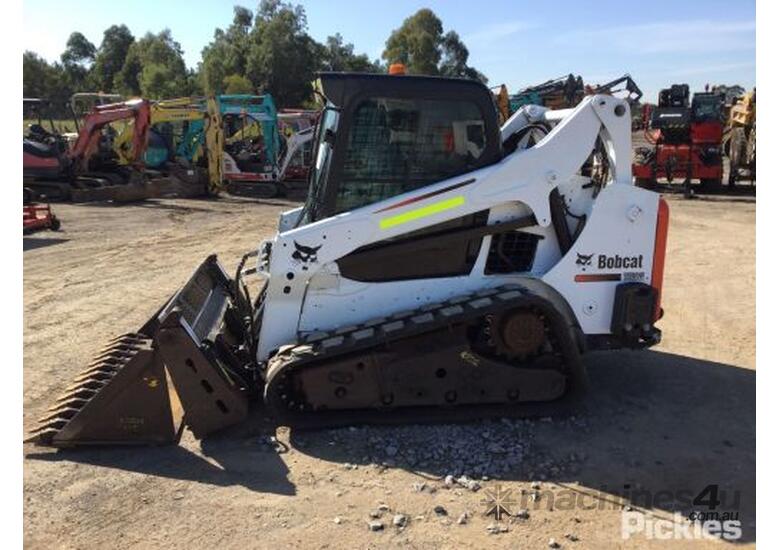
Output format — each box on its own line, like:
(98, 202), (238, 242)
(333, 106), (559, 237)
(485, 231), (542, 274)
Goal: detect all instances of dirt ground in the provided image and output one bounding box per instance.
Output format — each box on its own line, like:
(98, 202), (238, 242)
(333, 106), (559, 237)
(23, 190), (755, 549)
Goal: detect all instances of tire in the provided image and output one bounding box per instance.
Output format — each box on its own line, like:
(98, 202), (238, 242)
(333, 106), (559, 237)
(50, 216), (61, 231)
(729, 128), (747, 173)
(747, 126), (756, 182)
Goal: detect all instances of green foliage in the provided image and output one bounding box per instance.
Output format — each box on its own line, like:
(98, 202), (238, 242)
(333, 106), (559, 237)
(223, 73), (255, 94)
(384, 9), (443, 75)
(200, 6), (254, 93)
(23, 52), (72, 117)
(92, 25), (135, 92)
(23, 51), (58, 98)
(60, 33), (97, 93)
(322, 33), (382, 73)
(439, 31), (486, 82)
(245, 0), (321, 107)
(22, 3), (486, 113)
(383, 9), (486, 82)
(116, 30), (188, 98)
(61, 32), (96, 66)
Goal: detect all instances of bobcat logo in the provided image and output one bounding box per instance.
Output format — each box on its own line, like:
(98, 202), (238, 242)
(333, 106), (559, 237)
(292, 241), (322, 264)
(576, 253), (593, 267)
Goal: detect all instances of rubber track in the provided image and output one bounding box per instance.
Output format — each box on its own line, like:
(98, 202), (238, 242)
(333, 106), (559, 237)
(264, 284), (587, 429)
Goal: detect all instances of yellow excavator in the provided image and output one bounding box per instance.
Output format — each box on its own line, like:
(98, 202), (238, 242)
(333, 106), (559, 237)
(114, 97), (224, 196)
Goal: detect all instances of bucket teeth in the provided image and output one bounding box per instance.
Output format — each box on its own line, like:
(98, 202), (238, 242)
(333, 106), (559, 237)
(65, 379), (107, 392)
(38, 407), (79, 424)
(73, 365), (119, 381)
(73, 368), (114, 381)
(29, 419), (68, 434)
(27, 332), (159, 446)
(55, 388), (98, 403)
(24, 428), (59, 444)
(48, 398), (88, 412)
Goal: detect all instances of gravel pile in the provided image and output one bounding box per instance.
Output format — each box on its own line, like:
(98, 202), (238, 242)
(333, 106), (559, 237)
(287, 415), (590, 481)
(317, 417), (537, 479)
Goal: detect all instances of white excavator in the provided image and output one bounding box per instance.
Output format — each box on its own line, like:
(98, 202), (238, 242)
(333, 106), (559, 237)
(29, 70), (669, 446)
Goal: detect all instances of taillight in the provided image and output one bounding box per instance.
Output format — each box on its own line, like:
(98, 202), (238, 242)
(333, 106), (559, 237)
(651, 198), (670, 321)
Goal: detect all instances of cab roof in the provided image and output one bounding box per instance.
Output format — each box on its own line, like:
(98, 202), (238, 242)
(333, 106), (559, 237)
(317, 72), (496, 111)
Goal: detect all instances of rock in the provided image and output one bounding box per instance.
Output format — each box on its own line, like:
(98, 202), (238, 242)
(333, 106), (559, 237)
(393, 514), (408, 528)
(172, 492), (184, 500)
(333, 517), (342, 525)
(457, 512), (469, 525)
(531, 481), (541, 490)
(548, 538), (560, 548)
(369, 510), (382, 519)
(515, 508), (530, 520)
(368, 520), (384, 532)
(486, 523), (509, 534)
(457, 476), (481, 492)
(444, 475), (455, 487)
(412, 481), (427, 492)
(434, 505), (448, 516)
(377, 504), (391, 512)
(566, 533), (579, 541)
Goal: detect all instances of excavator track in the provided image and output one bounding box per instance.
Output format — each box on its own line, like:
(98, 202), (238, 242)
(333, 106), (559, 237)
(264, 285), (587, 429)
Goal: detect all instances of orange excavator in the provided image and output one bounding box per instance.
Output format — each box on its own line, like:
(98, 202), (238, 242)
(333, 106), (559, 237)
(23, 98), (153, 202)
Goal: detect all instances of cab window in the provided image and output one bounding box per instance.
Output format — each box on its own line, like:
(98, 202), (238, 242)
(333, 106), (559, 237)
(335, 97), (487, 213)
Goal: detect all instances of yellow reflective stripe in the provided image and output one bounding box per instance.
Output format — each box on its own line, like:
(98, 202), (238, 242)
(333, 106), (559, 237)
(379, 196), (465, 230)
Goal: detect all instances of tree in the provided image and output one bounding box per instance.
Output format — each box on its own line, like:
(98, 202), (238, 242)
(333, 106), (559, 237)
(115, 29), (188, 98)
(223, 73), (254, 94)
(383, 9), (442, 75)
(61, 32), (96, 66)
(321, 33), (381, 73)
(92, 25), (135, 92)
(245, 0), (321, 106)
(439, 31), (486, 82)
(23, 51), (57, 98)
(382, 9), (486, 82)
(200, 6), (254, 93)
(23, 52), (74, 117)
(60, 32), (97, 92)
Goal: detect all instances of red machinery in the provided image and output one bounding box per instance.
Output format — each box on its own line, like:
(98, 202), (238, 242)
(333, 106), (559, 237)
(23, 99), (151, 201)
(23, 203), (61, 234)
(633, 84), (724, 190)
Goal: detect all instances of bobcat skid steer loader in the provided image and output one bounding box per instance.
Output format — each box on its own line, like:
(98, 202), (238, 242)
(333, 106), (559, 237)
(28, 72), (669, 447)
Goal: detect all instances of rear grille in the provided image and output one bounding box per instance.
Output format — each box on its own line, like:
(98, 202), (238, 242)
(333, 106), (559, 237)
(485, 231), (541, 274)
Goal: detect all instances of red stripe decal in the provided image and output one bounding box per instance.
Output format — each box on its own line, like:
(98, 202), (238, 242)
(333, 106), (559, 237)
(574, 273), (622, 283)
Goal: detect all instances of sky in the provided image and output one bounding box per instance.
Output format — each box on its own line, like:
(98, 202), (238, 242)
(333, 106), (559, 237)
(23, 0), (756, 101)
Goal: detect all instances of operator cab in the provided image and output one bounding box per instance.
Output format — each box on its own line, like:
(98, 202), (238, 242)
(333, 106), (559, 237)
(303, 72), (501, 222)
(691, 92), (723, 123)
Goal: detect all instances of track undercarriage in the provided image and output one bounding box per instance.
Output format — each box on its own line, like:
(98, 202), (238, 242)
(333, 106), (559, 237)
(265, 286), (585, 428)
